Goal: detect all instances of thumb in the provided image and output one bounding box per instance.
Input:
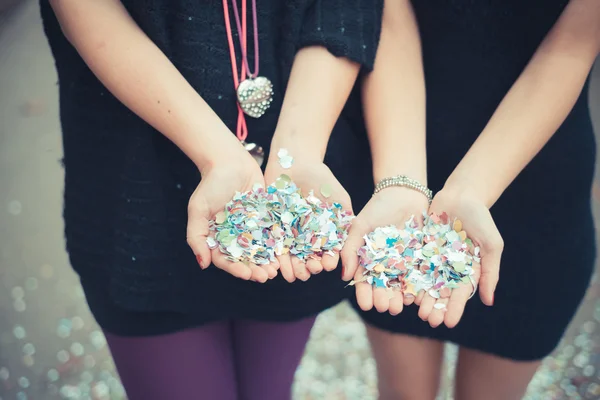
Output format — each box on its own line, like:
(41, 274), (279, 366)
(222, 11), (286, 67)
(187, 193), (213, 270)
(478, 246), (502, 306)
(341, 217), (369, 281)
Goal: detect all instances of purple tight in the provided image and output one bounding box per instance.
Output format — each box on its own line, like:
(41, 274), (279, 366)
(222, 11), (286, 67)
(104, 317), (316, 400)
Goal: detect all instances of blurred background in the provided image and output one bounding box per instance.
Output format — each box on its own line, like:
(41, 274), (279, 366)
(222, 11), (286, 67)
(1, 1), (599, 399)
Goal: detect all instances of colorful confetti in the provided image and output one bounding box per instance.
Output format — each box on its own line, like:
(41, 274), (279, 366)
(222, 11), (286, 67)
(208, 175), (353, 265)
(351, 213), (479, 299)
(277, 148), (294, 169)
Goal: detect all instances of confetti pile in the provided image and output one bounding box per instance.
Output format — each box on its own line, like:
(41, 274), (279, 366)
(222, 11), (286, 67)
(207, 175), (353, 264)
(353, 213), (479, 299)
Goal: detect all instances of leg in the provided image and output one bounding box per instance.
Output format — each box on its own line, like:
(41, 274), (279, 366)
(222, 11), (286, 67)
(231, 317), (316, 400)
(366, 324), (444, 400)
(104, 321), (238, 400)
(455, 346), (541, 400)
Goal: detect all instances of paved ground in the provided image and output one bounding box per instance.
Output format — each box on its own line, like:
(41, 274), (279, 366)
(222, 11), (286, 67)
(0, 2), (599, 399)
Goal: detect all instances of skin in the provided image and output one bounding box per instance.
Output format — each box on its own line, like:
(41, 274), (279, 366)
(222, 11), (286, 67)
(341, 0), (429, 316)
(344, 0), (600, 399)
(50, 0), (359, 283)
(265, 46), (359, 282)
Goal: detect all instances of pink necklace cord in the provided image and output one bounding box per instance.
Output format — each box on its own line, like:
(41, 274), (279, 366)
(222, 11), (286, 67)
(222, 0), (249, 142)
(231, 0), (260, 78)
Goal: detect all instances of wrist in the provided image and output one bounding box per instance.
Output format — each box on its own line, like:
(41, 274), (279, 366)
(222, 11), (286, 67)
(372, 185), (431, 208)
(373, 161), (427, 186)
(187, 128), (251, 174)
(371, 147), (427, 184)
(374, 175), (432, 204)
(440, 175), (491, 208)
(373, 168), (427, 186)
(270, 130), (328, 163)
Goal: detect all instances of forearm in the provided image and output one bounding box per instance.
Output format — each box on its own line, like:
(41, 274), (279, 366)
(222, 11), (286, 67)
(445, 0), (600, 207)
(50, 0), (242, 171)
(362, 0), (427, 183)
(271, 46), (360, 160)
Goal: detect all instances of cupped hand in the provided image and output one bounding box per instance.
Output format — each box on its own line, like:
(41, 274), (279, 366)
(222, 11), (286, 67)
(416, 188), (503, 329)
(264, 150), (352, 283)
(341, 188), (430, 316)
(186, 147), (279, 283)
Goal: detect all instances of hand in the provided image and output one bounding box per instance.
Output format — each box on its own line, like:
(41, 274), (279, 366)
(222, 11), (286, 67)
(264, 150), (352, 283)
(416, 188), (503, 328)
(186, 147), (279, 283)
(341, 187), (430, 316)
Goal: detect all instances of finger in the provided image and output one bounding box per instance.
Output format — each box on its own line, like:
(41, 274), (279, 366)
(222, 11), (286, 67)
(321, 252), (339, 272)
(444, 284), (472, 329)
(428, 298), (449, 328)
(265, 258), (280, 278)
(211, 250), (252, 280)
(262, 263), (278, 279)
(403, 293), (416, 306)
(355, 267), (374, 311)
(278, 254), (296, 283)
(373, 287), (390, 313)
(292, 256), (311, 281)
(418, 293), (436, 321)
(269, 258), (280, 271)
(306, 258), (323, 275)
(187, 203), (212, 269)
(340, 217), (369, 281)
(388, 290), (404, 316)
(414, 289), (426, 306)
(249, 263), (269, 283)
(479, 248), (501, 306)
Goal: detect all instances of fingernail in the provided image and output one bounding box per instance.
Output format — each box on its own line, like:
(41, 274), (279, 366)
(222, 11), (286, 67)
(196, 255), (205, 269)
(404, 294), (414, 299)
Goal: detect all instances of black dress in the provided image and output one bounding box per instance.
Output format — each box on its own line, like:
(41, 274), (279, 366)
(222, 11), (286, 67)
(40, 0), (382, 336)
(350, 0), (597, 361)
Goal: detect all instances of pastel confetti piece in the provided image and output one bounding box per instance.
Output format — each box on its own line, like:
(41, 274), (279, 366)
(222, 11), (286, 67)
(215, 211), (227, 224)
(277, 148), (293, 169)
(278, 174), (291, 184)
(277, 148), (288, 158)
(433, 303), (447, 310)
(206, 237), (217, 249)
(320, 183), (333, 198)
(373, 264), (385, 273)
(453, 219), (463, 232)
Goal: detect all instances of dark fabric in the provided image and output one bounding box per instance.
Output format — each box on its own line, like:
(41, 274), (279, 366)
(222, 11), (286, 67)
(104, 317), (315, 400)
(351, 0), (597, 361)
(39, 0), (382, 332)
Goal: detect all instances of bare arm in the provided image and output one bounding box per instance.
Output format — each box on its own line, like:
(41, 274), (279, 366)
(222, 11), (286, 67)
(340, 0), (429, 302)
(444, 0), (600, 207)
(271, 46), (360, 160)
(264, 47), (367, 282)
(362, 0), (427, 184)
(49, 0), (247, 172)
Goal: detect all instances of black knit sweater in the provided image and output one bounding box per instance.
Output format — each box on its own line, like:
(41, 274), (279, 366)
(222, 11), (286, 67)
(39, 0), (382, 328)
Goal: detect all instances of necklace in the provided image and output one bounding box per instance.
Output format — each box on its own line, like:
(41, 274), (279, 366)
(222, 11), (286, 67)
(230, 0), (273, 119)
(222, 0), (272, 165)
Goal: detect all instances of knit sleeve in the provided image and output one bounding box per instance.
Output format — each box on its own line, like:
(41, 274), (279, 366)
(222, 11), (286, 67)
(298, 0), (384, 71)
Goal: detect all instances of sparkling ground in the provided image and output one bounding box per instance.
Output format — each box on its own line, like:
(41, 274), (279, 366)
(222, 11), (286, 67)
(1, 2), (599, 399)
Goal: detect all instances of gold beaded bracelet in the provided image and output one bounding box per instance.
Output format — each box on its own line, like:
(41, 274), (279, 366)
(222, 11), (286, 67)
(373, 175), (433, 204)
